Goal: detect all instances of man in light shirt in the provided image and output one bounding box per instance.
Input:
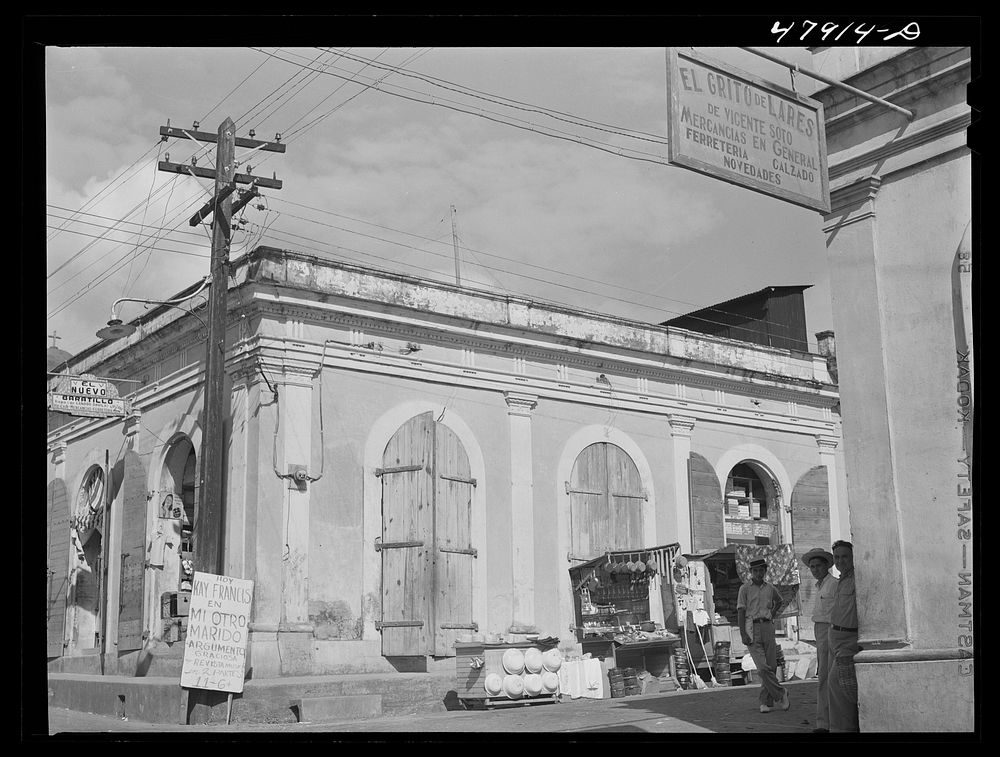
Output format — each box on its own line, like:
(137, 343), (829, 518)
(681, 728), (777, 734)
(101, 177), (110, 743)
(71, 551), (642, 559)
(802, 547), (836, 733)
(738, 557), (788, 713)
(828, 540), (860, 732)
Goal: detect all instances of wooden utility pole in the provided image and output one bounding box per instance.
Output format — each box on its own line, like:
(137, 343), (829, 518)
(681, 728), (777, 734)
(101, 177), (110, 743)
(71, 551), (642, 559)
(158, 118), (284, 575)
(157, 118), (284, 724)
(198, 117), (235, 577)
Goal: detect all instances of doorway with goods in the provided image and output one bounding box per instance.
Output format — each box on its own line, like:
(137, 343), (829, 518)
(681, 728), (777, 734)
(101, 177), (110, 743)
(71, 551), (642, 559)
(376, 412), (477, 658)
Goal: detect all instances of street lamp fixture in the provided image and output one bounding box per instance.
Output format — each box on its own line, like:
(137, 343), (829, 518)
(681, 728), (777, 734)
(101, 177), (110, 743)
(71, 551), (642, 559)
(95, 276), (211, 341)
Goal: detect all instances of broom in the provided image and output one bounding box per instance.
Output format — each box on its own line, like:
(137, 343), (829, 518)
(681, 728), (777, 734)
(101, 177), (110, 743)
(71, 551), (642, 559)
(683, 611), (708, 690)
(695, 622), (719, 687)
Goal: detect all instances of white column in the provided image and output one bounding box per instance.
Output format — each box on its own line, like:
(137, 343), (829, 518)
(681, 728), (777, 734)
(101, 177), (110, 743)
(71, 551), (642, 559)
(279, 366), (314, 632)
(668, 415), (696, 553)
(816, 435), (843, 543)
(504, 391), (538, 634)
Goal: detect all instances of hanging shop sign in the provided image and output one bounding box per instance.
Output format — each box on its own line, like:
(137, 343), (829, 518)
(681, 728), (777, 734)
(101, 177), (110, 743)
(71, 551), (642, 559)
(666, 48), (830, 213)
(47, 374), (130, 418)
(180, 571), (254, 694)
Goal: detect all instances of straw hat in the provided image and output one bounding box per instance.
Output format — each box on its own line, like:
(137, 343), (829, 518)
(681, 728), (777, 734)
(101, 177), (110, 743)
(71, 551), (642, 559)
(483, 673), (503, 696)
(502, 674), (525, 699)
(523, 647), (543, 673)
(541, 648), (563, 672)
(523, 673), (544, 696)
(540, 670), (560, 694)
(502, 647), (525, 675)
(801, 547), (835, 568)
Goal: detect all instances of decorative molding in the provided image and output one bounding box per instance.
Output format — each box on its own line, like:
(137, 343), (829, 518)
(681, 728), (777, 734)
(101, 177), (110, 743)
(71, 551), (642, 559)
(855, 647), (972, 664)
(504, 392), (538, 416)
(667, 414), (696, 437)
(825, 175), (883, 220)
(829, 110), (972, 181)
(816, 435), (839, 452)
(49, 441), (68, 466)
(123, 409), (142, 438)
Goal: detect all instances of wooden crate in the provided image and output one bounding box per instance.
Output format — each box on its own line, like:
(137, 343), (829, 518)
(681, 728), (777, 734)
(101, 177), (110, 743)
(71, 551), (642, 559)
(455, 642), (487, 700)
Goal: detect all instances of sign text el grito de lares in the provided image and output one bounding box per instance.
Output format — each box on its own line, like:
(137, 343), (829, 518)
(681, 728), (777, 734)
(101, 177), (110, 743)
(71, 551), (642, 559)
(666, 48), (830, 213)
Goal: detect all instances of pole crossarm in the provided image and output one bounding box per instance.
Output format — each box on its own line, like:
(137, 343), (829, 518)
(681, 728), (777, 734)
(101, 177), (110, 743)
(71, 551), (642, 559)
(230, 185), (260, 217)
(739, 47), (915, 120)
(158, 160), (283, 189)
(188, 182), (239, 226)
(159, 124), (286, 152)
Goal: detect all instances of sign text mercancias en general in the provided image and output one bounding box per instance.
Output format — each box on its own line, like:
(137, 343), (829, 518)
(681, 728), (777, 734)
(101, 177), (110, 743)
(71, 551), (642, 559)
(666, 48), (830, 213)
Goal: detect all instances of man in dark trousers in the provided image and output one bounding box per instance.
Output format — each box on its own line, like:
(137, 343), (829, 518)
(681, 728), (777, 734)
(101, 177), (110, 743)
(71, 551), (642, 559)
(738, 557), (788, 713)
(828, 540), (860, 732)
(802, 547), (837, 732)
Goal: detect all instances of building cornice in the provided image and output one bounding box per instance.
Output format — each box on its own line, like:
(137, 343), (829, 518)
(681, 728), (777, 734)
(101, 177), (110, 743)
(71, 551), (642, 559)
(250, 292), (835, 396)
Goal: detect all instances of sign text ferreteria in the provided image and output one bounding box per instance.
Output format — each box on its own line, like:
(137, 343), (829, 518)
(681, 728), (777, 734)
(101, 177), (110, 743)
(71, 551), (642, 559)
(666, 48), (830, 212)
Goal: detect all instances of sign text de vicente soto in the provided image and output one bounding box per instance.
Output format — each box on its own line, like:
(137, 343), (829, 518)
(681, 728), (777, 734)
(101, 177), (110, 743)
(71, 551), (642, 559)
(666, 48), (830, 213)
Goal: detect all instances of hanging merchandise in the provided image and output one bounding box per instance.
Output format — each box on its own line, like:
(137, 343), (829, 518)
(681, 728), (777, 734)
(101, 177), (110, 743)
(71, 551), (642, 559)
(734, 543), (802, 618)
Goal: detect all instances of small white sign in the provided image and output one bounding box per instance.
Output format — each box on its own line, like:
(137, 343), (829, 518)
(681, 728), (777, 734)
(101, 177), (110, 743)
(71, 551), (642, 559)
(48, 393), (127, 417)
(180, 572), (254, 694)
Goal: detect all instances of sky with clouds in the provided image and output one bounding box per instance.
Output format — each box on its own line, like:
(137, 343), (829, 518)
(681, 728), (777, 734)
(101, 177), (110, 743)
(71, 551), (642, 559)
(45, 45), (833, 359)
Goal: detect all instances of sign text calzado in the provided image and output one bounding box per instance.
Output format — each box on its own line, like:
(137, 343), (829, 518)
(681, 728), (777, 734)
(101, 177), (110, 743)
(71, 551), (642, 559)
(666, 48), (830, 212)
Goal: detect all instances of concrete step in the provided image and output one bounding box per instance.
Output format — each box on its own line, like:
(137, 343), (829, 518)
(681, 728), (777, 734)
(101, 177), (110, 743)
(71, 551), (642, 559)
(48, 670), (458, 725)
(290, 694), (382, 723)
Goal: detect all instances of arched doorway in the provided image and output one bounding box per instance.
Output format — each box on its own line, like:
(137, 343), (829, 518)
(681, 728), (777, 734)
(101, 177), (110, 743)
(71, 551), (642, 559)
(567, 442), (645, 560)
(378, 412), (477, 657)
(723, 462), (782, 546)
(69, 465), (106, 651)
(46, 479), (71, 658)
(152, 437), (197, 642)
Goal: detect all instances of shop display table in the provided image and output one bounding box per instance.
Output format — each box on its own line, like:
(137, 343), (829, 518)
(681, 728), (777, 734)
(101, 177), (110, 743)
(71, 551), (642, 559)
(581, 636), (680, 680)
(454, 640), (561, 709)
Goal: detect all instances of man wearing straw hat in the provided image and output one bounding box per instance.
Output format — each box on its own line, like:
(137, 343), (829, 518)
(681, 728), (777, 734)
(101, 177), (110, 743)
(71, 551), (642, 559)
(737, 557), (789, 713)
(802, 547), (837, 733)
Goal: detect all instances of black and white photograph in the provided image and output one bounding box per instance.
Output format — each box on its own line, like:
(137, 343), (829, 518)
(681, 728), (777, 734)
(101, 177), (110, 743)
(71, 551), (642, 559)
(28, 15), (979, 740)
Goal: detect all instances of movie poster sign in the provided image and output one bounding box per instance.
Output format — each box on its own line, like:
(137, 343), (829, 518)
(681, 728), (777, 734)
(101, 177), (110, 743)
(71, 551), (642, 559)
(666, 48), (830, 212)
(180, 572), (254, 694)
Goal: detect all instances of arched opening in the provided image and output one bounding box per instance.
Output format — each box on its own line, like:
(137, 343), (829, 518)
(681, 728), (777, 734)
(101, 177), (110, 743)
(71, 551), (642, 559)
(379, 412), (476, 658)
(70, 465), (105, 650)
(154, 437), (197, 642)
(723, 461), (782, 546)
(567, 442), (645, 559)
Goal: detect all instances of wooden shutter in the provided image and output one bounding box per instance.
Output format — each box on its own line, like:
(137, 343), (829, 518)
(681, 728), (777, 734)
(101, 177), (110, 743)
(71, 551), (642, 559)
(433, 423), (476, 656)
(569, 443), (644, 559)
(607, 444), (645, 550)
(689, 452), (725, 552)
(46, 479), (70, 658)
(117, 450), (147, 652)
(380, 412), (434, 656)
(791, 465), (831, 640)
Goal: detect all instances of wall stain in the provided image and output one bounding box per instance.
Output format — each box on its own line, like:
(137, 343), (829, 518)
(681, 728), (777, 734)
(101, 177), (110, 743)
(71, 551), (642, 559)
(309, 599), (362, 640)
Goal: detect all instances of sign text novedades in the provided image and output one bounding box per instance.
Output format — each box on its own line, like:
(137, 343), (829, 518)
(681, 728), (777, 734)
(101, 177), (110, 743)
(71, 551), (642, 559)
(666, 48), (830, 212)
(180, 572), (254, 694)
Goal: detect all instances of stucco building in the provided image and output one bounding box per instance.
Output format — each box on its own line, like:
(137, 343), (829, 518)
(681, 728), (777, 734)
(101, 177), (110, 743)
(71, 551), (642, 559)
(46, 245), (846, 704)
(811, 45), (975, 731)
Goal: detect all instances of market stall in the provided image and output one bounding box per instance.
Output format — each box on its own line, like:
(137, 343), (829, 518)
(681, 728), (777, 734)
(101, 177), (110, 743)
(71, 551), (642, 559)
(673, 543), (801, 685)
(568, 543), (683, 689)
